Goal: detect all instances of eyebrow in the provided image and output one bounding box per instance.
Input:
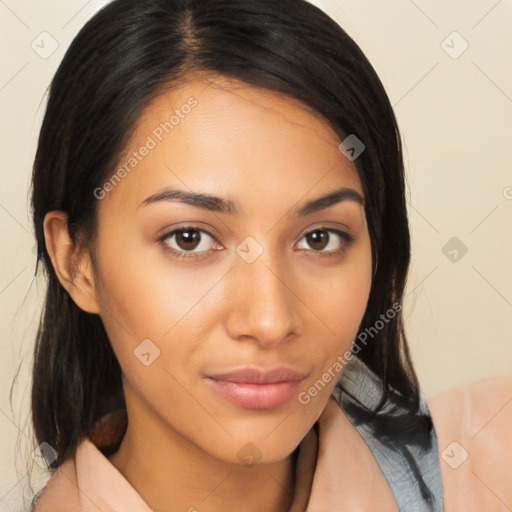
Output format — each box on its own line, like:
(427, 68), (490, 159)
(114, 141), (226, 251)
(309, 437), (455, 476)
(139, 186), (364, 216)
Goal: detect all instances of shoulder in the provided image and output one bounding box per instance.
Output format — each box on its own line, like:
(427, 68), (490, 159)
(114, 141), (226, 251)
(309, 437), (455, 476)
(32, 411), (129, 511)
(32, 432), (152, 511)
(427, 375), (512, 440)
(427, 375), (512, 511)
(428, 373), (512, 405)
(32, 457), (80, 511)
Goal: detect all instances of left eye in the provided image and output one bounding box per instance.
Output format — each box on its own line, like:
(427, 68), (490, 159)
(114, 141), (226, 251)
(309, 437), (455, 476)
(296, 228), (353, 256)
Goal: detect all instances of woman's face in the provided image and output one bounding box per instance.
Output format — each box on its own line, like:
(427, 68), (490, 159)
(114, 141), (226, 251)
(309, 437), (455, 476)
(91, 75), (372, 465)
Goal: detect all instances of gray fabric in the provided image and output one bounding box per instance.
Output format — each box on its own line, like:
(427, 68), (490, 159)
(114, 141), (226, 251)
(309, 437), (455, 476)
(331, 355), (444, 511)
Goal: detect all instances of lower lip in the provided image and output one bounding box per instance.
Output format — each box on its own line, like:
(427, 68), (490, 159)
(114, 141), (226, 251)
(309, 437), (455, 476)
(205, 378), (303, 409)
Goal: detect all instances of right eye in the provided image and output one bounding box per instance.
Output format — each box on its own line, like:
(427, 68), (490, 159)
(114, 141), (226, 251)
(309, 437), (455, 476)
(158, 225), (223, 260)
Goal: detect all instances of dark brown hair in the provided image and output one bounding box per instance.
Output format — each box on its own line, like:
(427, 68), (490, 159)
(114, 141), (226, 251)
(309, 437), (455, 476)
(29, 0), (430, 502)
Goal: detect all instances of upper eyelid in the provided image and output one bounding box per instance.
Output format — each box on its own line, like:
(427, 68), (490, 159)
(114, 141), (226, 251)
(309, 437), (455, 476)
(159, 225), (217, 242)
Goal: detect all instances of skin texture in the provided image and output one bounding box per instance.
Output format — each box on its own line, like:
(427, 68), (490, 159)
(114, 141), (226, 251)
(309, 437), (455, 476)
(43, 75), (373, 512)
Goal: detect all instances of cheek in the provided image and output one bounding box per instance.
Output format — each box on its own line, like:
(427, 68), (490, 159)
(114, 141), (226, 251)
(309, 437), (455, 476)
(326, 240), (372, 329)
(93, 223), (192, 337)
(309, 238), (373, 372)
(92, 226), (230, 401)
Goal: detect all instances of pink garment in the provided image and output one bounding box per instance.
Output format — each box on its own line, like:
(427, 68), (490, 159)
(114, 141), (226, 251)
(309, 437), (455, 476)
(33, 376), (512, 511)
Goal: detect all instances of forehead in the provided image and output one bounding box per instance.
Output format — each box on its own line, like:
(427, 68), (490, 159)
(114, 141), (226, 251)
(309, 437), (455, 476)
(140, 74), (343, 146)
(99, 74), (362, 213)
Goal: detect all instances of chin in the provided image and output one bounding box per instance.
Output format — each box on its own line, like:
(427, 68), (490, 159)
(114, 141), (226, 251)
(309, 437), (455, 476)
(203, 432), (302, 467)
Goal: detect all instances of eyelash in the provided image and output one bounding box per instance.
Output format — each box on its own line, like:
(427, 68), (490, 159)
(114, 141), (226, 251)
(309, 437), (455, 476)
(157, 225), (355, 261)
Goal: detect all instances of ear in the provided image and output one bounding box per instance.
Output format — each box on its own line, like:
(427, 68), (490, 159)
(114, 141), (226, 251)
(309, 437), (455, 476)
(43, 211), (100, 314)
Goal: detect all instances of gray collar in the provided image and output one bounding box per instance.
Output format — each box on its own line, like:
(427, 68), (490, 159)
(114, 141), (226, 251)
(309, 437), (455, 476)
(331, 355), (444, 511)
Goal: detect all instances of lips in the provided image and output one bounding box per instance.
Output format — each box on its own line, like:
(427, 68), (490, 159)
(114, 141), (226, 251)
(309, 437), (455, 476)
(204, 366), (309, 409)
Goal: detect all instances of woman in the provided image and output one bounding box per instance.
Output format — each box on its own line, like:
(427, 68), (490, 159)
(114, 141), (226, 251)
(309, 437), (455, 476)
(29, 0), (512, 510)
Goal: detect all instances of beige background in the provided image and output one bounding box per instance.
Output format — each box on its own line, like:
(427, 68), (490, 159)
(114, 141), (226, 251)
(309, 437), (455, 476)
(1, 0), (511, 508)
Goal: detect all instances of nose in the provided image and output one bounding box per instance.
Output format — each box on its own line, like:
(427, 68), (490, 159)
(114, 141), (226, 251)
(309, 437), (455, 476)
(224, 246), (303, 348)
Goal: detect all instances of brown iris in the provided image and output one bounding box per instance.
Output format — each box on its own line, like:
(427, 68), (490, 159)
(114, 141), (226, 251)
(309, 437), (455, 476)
(175, 229), (202, 251)
(305, 230), (329, 251)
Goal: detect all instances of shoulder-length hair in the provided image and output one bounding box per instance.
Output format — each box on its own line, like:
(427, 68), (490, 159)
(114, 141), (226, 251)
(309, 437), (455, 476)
(30, 0), (431, 499)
